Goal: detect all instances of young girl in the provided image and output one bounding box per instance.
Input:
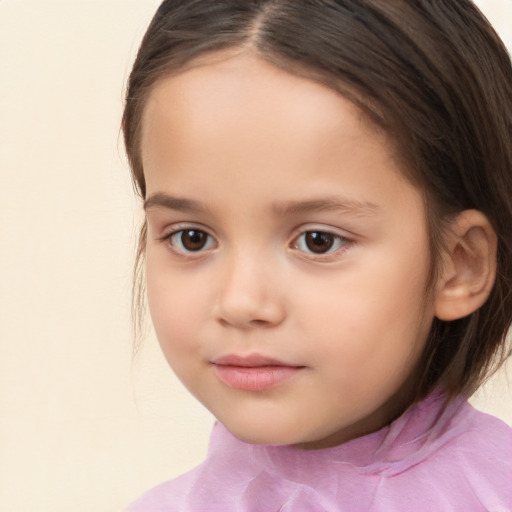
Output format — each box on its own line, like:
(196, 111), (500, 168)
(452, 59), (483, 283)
(123, 1), (512, 510)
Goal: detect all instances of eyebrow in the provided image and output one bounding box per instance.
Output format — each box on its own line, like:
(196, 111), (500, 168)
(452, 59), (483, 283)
(144, 192), (210, 214)
(144, 192), (379, 217)
(271, 197), (380, 217)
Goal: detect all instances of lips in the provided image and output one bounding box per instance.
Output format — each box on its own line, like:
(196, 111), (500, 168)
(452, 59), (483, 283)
(211, 354), (304, 391)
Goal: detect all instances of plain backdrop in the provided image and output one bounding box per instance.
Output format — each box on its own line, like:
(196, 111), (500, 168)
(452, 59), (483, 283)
(0, 1), (511, 511)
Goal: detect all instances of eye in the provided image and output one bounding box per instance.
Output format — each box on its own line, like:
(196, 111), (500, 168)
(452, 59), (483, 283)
(293, 230), (347, 255)
(165, 228), (216, 254)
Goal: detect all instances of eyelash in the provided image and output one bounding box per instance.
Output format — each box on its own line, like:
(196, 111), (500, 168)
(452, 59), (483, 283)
(158, 226), (352, 260)
(291, 230), (350, 259)
(158, 227), (217, 257)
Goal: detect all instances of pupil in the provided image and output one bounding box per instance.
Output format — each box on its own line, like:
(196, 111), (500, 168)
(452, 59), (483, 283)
(182, 230), (207, 251)
(305, 232), (334, 253)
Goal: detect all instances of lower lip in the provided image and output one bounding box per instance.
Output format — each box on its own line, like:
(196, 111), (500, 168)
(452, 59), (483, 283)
(212, 364), (303, 391)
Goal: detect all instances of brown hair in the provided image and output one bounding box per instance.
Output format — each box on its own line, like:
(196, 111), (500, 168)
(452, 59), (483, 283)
(122, 0), (512, 401)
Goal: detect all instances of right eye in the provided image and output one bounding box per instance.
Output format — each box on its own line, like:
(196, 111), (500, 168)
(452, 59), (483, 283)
(164, 228), (217, 254)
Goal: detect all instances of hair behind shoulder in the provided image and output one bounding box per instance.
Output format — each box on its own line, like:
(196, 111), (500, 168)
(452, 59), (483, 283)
(123, 0), (512, 401)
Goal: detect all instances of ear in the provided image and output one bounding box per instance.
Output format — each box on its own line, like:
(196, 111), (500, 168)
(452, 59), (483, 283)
(434, 210), (497, 321)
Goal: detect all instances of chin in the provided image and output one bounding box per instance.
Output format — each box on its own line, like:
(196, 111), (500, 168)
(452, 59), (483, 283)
(224, 425), (288, 445)
(218, 417), (319, 447)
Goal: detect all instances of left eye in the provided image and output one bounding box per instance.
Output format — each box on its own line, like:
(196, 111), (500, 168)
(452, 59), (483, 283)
(168, 229), (216, 253)
(293, 231), (347, 254)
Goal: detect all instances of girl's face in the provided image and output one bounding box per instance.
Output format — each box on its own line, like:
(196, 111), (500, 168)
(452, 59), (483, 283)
(141, 53), (436, 449)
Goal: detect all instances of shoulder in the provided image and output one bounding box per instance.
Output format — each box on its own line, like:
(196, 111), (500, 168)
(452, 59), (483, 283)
(125, 464), (203, 511)
(452, 401), (512, 455)
(426, 401), (512, 509)
(124, 423), (248, 511)
(425, 398), (512, 469)
(372, 399), (512, 511)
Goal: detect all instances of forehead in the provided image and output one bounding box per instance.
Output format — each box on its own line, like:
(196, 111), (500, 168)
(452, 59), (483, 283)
(141, 52), (387, 161)
(139, 52), (419, 216)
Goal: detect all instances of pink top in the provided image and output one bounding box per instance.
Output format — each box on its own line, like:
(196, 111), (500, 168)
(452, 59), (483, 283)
(128, 393), (512, 511)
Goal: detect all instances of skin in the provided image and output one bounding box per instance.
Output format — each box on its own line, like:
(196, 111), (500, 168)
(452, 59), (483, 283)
(140, 52), (438, 449)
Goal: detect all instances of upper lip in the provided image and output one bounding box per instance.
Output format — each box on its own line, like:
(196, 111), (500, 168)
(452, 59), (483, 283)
(211, 353), (299, 367)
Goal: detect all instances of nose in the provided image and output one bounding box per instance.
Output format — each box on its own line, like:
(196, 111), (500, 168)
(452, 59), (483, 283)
(213, 251), (286, 329)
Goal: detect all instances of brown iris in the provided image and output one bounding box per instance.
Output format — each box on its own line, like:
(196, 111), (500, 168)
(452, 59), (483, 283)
(180, 230), (208, 251)
(304, 232), (335, 253)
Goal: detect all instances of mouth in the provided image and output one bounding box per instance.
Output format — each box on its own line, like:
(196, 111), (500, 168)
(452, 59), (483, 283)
(211, 354), (305, 391)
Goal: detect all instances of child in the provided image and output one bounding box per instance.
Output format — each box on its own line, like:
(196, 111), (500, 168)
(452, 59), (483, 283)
(124, 1), (512, 510)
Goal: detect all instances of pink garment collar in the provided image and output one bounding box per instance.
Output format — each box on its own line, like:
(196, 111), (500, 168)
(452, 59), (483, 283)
(208, 391), (466, 477)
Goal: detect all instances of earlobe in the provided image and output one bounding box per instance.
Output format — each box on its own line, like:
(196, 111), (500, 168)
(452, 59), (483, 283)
(434, 210), (497, 321)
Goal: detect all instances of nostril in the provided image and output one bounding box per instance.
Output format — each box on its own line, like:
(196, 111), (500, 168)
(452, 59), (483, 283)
(249, 319), (270, 328)
(218, 317), (271, 329)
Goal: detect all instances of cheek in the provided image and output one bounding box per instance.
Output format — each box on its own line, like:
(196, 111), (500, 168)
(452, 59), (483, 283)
(299, 245), (432, 366)
(145, 253), (205, 356)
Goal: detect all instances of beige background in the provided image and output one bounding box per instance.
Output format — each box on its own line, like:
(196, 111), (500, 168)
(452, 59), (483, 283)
(0, 1), (511, 511)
